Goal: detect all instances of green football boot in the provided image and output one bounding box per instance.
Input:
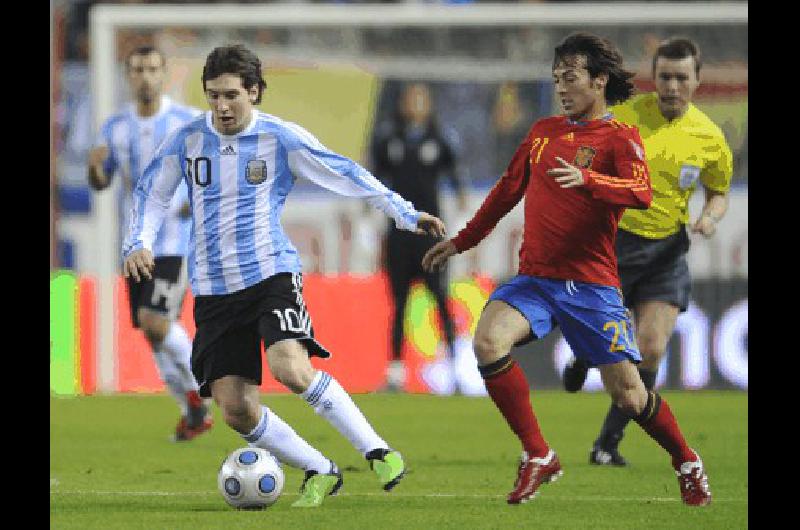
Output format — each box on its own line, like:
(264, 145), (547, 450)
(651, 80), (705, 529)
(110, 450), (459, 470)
(367, 449), (406, 491)
(291, 461), (343, 508)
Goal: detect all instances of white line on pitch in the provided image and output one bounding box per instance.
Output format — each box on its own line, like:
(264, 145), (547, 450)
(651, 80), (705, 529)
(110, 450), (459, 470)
(49, 490), (745, 502)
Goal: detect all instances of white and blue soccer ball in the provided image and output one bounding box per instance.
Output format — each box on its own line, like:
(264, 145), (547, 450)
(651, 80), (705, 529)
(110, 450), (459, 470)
(218, 447), (284, 509)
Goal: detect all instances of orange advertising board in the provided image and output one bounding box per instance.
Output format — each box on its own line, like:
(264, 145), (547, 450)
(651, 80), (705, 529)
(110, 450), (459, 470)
(107, 274), (492, 394)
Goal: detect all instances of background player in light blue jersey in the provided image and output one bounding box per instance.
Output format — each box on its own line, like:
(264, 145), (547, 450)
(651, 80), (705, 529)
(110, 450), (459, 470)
(123, 45), (446, 508)
(88, 46), (212, 442)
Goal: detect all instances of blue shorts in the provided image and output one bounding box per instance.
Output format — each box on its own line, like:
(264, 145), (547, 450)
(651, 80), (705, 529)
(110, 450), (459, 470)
(488, 275), (641, 367)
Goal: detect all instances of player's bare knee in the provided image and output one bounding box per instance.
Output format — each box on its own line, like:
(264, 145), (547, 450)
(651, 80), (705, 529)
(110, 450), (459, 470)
(637, 335), (667, 364)
(267, 343), (315, 393)
(473, 333), (509, 365)
(271, 364), (311, 394)
(613, 392), (639, 416)
(142, 327), (166, 346)
(138, 310), (169, 345)
(616, 397), (638, 417)
(219, 399), (258, 433)
(639, 354), (662, 372)
(612, 387), (648, 417)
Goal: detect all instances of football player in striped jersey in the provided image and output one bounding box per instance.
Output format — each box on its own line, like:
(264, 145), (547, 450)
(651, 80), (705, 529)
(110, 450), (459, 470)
(88, 46), (211, 442)
(123, 45), (446, 507)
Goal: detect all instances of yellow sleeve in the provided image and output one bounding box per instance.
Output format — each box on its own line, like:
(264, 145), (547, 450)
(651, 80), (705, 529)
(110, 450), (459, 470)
(609, 99), (637, 125)
(700, 134), (734, 193)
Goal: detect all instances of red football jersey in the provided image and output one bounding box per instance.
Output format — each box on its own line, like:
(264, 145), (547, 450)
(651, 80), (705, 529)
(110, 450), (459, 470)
(451, 114), (652, 288)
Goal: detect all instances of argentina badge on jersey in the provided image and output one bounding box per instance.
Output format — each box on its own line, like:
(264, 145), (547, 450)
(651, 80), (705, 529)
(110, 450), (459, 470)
(679, 164), (701, 189)
(246, 159), (268, 185)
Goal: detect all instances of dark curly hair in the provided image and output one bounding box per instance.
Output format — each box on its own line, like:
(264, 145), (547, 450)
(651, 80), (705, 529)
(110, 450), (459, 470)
(202, 44), (267, 104)
(553, 32), (636, 105)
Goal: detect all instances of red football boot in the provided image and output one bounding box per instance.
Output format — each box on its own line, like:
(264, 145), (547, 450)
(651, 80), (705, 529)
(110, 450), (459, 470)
(676, 450), (711, 506)
(507, 449), (563, 504)
(174, 413), (214, 442)
(174, 391), (214, 442)
(174, 416), (190, 441)
(187, 414), (214, 440)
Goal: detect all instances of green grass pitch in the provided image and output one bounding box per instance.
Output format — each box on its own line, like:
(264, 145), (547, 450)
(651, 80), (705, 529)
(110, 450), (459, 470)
(51, 391), (747, 529)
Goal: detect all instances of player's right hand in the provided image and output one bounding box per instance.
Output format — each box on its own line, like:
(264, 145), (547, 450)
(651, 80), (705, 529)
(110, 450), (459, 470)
(415, 212), (447, 239)
(88, 146), (109, 168)
(87, 146), (111, 190)
(690, 213), (717, 238)
(422, 240), (457, 273)
(123, 249), (155, 282)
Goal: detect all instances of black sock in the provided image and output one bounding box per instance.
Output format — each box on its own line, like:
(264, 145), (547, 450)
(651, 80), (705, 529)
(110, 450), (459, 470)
(638, 368), (657, 390)
(365, 448), (390, 461)
(594, 403), (631, 451)
(478, 355), (514, 380)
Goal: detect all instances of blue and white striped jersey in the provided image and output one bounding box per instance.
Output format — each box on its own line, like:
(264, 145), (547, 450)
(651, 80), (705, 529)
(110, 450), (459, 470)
(97, 96), (201, 257)
(123, 109), (420, 296)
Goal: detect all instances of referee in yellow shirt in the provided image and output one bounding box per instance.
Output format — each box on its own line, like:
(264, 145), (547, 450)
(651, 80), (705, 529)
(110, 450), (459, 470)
(562, 37), (733, 466)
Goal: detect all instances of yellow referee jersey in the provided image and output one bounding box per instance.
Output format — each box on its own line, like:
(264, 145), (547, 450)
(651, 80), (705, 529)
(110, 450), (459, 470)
(610, 92), (733, 239)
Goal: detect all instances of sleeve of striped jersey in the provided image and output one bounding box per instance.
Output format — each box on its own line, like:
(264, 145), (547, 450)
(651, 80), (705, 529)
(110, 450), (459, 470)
(450, 135), (531, 253)
(581, 127), (652, 209)
(96, 119), (118, 176)
(283, 124), (420, 231)
(122, 136), (184, 257)
(166, 180), (190, 217)
(699, 134), (734, 193)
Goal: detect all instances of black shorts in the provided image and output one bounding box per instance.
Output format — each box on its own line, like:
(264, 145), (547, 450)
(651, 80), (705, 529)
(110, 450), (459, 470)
(126, 255), (187, 328)
(191, 272), (331, 398)
(616, 227), (691, 312)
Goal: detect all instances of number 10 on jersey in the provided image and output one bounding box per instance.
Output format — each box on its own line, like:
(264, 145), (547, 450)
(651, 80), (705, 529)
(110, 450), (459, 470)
(185, 157), (212, 187)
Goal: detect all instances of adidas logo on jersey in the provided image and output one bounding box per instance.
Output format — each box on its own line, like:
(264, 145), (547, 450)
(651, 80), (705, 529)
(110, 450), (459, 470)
(221, 145), (236, 155)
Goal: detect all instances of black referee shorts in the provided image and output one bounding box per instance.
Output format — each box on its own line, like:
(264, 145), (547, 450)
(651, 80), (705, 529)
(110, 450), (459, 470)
(190, 272), (331, 398)
(616, 227), (692, 312)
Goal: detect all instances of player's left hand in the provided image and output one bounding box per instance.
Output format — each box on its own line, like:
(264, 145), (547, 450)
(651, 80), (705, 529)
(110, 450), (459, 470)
(547, 156), (585, 188)
(691, 214), (717, 238)
(123, 248), (155, 282)
(416, 212), (447, 238)
(422, 240), (457, 273)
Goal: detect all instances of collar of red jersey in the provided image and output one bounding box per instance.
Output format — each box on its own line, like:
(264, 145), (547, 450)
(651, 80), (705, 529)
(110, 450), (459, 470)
(565, 112), (613, 126)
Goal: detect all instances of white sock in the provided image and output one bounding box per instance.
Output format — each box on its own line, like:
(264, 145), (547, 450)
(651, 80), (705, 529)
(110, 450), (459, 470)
(387, 360), (406, 387)
(301, 371), (388, 456)
(243, 406), (331, 473)
(152, 350), (188, 416)
(159, 322), (199, 392)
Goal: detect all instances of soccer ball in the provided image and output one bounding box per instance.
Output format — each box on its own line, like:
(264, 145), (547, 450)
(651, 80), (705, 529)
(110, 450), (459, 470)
(218, 447), (285, 509)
